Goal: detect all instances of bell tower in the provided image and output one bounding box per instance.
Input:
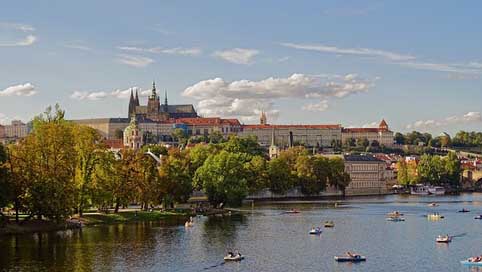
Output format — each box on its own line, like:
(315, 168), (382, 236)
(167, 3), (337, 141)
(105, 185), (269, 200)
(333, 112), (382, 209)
(147, 81), (161, 120)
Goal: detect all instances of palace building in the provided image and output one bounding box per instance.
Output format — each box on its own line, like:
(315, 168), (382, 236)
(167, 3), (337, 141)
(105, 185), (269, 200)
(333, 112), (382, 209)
(341, 119), (394, 146)
(128, 82), (198, 121)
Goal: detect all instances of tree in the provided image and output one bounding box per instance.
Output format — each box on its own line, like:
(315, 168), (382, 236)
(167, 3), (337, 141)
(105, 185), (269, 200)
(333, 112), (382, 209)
(295, 155), (327, 195)
(394, 132), (405, 145)
(326, 157), (351, 193)
(114, 129), (124, 140)
(209, 131), (225, 144)
(267, 157), (294, 194)
(244, 155), (269, 194)
(397, 160), (418, 186)
(141, 144), (168, 157)
(221, 135), (263, 156)
(417, 154), (443, 185)
(72, 125), (104, 216)
(442, 152), (461, 186)
(194, 151), (249, 206)
(171, 128), (187, 145)
(0, 143), (12, 221)
(158, 149), (193, 207)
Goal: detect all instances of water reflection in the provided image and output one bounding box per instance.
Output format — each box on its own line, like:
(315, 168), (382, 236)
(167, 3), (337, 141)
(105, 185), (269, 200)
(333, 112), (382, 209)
(3, 194), (482, 271)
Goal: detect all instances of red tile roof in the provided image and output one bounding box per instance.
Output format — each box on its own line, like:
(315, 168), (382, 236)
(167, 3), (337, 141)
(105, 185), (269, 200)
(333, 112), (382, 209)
(176, 117), (240, 126)
(342, 128), (383, 133)
(104, 139), (124, 149)
(242, 124), (341, 129)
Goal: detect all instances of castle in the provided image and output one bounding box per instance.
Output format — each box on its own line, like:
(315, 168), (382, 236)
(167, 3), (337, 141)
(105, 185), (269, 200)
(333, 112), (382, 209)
(128, 82), (198, 121)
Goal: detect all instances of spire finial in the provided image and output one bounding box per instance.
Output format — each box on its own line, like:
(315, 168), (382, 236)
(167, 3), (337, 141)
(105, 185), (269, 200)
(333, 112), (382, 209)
(164, 90), (168, 106)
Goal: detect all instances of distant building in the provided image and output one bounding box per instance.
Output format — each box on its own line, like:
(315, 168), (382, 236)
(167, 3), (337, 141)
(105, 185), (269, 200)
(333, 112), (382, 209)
(240, 124), (342, 148)
(72, 118), (130, 140)
(3, 120), (29, 139)
(268, 128), (280, 159)
(0, 125), (5, 139)
(260, 111), (267, 125)
(344, 154), (388, 196)
(128, 82), (198, 121)
(123, 117), (143, 150)
(341, 119), (394, 146)
(175, 117), (242, 137)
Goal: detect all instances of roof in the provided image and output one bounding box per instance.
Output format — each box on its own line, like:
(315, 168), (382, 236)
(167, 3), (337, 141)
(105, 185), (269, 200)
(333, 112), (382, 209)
(379, 119), (388, 127)
(103, 139), (124, 149)
(243, 124), (341, 129)
(344, 154), (383, 162)
(175, 117), (241, 126)
(342, 128), (386, 133)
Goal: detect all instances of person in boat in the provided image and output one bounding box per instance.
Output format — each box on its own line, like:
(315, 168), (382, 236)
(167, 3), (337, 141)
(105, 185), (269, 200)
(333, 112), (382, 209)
(228, 251), (234, 257)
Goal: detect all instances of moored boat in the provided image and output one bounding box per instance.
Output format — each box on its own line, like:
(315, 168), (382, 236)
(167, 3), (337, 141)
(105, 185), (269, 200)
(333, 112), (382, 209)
(458, 208), (470, 213)
(428, 186), (445, 195)
(436, 235), (452, 243)
(411, 185), (429, 195)
(285, 209), (300, 214)
(335, 252), (366, 262)
(474, 215), (482, 220)
(428, 202), (439, 207)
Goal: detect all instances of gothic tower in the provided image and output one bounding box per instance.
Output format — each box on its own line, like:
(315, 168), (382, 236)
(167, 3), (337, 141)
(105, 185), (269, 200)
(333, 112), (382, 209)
(128, 89), (136, 118)
(147, 81), (160, 119)
(260, 111), (267, 125)
(163, 90), (168, 112)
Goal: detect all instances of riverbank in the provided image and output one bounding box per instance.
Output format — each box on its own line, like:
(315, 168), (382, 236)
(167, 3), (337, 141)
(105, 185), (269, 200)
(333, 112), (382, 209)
(0, 210), (189, 235)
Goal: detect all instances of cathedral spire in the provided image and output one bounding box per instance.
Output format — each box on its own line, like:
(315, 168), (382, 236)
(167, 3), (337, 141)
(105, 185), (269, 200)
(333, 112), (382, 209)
(135, 89), (140, 106)
(164, 90), (168, 106)
(151, 81), (157, 98)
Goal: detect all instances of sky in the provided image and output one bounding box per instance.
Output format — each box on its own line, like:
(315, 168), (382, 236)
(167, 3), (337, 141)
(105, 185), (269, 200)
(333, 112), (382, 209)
(0, 0), (481, 135)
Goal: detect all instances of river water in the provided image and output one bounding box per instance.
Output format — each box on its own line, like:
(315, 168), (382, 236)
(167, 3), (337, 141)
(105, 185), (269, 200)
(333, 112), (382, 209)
(2, 194), (482, 272)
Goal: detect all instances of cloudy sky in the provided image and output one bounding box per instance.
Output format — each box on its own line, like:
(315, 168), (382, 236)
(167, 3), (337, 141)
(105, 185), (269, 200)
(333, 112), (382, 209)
(1, 1), (481, 135)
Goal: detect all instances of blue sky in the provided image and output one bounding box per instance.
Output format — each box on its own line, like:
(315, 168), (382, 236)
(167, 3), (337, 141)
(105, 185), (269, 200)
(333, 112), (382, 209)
(0, 0), (481, 135)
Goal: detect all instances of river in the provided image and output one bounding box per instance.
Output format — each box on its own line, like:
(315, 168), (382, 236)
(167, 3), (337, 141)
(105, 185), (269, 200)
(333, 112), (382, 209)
(2, 194), (482, 271)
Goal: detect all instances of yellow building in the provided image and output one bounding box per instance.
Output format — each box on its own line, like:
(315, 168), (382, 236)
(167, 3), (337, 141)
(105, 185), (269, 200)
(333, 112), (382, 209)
(344, 154), (388, 196)
(341, 119), (394, 146)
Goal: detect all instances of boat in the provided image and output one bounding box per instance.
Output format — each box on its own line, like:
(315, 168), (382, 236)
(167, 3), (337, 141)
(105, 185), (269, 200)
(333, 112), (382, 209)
(427, 202), (439, 207)
(436, 235), (452, 243)
(410, 185), (430, 195)
(427, 213), (444, 220)
(285, 209), (300, 214)
(309, 227), (322, 235)
(387, 211), (404, 217)
(324, 221), (335, 228)
(461, 256), (482, 266)
(386, 217), (405, 222)
(458, 208), (470, 213)
(474, 215), (482, 220)
(224, 253), (244, 262)
(334, 252), (366, 262)
(428, 186), (445, 195)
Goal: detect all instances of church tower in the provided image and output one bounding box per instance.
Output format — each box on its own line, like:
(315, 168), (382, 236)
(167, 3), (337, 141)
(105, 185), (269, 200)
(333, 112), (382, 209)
(128, 89), (136, 118)
(269, 128), (280, 159)
(162, 90), (169, 112)
(260, 111), (267, 125)
(147, 81), (161, 120)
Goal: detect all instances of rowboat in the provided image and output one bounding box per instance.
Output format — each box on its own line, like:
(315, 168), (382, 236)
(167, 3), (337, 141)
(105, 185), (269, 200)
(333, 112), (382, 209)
(461, 256), (482, 266)
(224, 253), (244, 261)
(436, 235), (451, 243)
(335, 252), (366, 262)
(387, 211), (404, 217)
(386, 217), (405, 222)
(309, 227), (322, 235)
(458, 208), (470, 213)
(324, 221), (335, 228)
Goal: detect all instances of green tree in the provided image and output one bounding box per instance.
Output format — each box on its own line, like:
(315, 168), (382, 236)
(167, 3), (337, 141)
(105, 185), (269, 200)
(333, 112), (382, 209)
(194, 151), (249, 207)
(171, 128), (188, 145)
(0, 143), (12, 221)
(158, 149), (193, 207)
(244, 155), (269, 194)
(114, 129), (123, 140)
(394, 132), (405, 145)
(267, 157), (294, 194)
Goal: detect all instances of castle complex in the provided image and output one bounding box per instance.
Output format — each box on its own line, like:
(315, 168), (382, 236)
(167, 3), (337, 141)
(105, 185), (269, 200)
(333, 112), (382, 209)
(128, 82), (198, 121)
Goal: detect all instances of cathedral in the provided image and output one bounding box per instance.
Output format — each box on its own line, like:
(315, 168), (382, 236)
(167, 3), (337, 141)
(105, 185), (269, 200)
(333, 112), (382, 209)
(128, 82), (198, 121)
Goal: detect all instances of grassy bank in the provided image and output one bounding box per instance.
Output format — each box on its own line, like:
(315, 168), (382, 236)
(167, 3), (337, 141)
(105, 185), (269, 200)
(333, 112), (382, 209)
(0, 210), (191, 235)
(81, 210), (189, 225)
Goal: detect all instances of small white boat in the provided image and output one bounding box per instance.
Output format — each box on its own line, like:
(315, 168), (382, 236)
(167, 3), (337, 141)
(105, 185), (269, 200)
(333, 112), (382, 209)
(427, 213), (444, 220)
(387, 211), (404, 217)
(461, 256), (482, 266)
(386, 217), (405, 222)
(224, 253), (244, 262)
(427, 202), (439, 207)
(436, 235), (452, 243)
(309, 227), (322, 235)
(334, 252), (366, 262)
(474, 215), (482, 220)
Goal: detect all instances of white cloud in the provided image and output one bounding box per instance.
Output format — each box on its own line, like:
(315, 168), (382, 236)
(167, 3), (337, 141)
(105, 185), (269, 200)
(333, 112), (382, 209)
(281, 42), (415, 61)
(282, 42), (482, 75)
(183, 73), (375, 122)
(117, 46), (201, 56)
(406, 111), (482, 130)
(117, 54), (154, 67)
(0, 23), (37, 47)
(70, 87), (152, 101)
(302, 100), (329, 112)
(0, 83), (36, 96)
(70, 91), (108, 101)
(63, 41), (91, 51)
(213, 48), (259, 64)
